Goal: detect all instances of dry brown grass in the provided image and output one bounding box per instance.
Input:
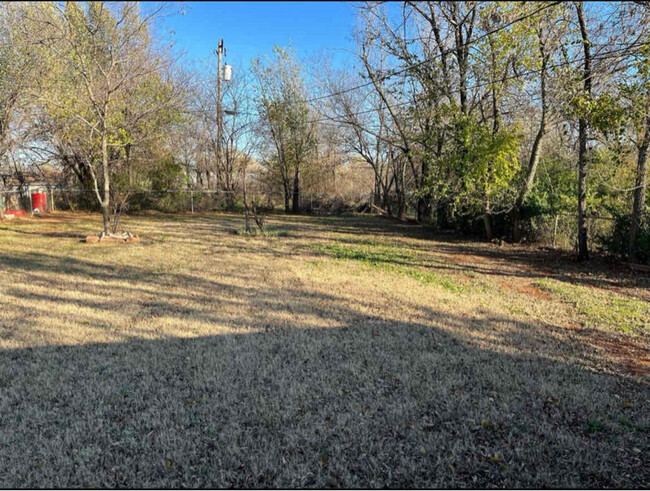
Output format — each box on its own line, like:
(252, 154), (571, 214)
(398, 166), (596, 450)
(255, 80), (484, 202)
(0, 211), (648, 488)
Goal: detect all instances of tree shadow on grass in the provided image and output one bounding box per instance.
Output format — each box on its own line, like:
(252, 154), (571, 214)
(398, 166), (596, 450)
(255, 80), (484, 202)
(0, 253), (648, 488)
(0, 227), (85, 240)
(273, 215), (650, 298)
(189, 212), (650, 297)
(0, 324), (648, 488)
(13, 211), (646, 297)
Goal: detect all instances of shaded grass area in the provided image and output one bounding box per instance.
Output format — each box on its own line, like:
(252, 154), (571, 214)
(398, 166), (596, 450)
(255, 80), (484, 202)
(1, 327), (648, 488)
(0, 211), (648, 488)
(233, 226), (289, 237)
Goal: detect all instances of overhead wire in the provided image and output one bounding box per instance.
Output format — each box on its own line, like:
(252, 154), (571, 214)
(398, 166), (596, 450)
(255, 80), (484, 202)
(301, 1), (563, 105)
(308, 38), (650, 128)
(201, 0), (564, 120)
(184, 2), (648, 132)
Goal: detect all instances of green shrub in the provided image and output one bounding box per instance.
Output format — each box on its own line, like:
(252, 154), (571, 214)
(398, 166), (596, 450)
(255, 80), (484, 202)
(598, 210), (650, 264)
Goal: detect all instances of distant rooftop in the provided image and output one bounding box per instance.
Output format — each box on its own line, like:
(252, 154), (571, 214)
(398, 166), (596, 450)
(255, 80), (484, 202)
(0, 164), (62, 187)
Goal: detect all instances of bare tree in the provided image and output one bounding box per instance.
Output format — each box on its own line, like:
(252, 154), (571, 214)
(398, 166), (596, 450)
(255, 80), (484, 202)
(190, 63), (256, 208)
(318, 63), (394, 214)
(253, 46), (316, 214)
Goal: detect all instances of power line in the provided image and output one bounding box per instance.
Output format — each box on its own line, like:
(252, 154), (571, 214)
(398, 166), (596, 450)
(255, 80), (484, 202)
(180, 34), (649, 132)
(301, 1), (562, 105)
(308, 38), (650, 127)
(185, 3), (647, 129)
(210, 2), (562, 122)
(184, 36), (650, 129)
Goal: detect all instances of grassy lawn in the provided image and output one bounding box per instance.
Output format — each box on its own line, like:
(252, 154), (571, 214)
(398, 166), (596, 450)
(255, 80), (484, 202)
(0, 211), (648, 488)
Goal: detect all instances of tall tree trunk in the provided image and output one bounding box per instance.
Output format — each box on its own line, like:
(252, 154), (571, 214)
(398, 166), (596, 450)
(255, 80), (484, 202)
(101, 117), (110, 236)
(397, 169), (406, 221)
(513, 33), (549, 242)
(577, 119), (589, 261)
(629, 116), (649, 260)
(484, 37), (500, 243)
(242, 164), (251, 233)
(282, 178), (291, 213)
(397, 190), (406, 221)
(436, 199), (453, 230)
(512, 124), (545, 241)
(391, 154), (406, 221)
(450, 3), (474, 117)
(456, 32), (468, 115)
(374, 172), (381, 208)
(126, 143), (133, 187)
(416, 159), (431, 223)
(382, 174), (393, 216)
(576, 1), (591, 262)
(292, 162), (300, 214)
(483, 198), (493, 241)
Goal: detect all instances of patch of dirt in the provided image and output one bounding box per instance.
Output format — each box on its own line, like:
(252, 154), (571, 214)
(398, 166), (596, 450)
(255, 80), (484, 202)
(500, 280), (553, 301)
(592, 336), (650, 376)
(500, 280), (514, 292)
(516, 283), (553, 301)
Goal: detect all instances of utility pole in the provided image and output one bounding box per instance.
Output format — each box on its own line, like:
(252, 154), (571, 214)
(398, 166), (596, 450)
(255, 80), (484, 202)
(215, 39), (224, 191)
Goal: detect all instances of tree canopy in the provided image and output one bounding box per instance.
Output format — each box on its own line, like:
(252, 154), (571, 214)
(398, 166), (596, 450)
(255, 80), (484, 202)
(1, 1), (649, 261)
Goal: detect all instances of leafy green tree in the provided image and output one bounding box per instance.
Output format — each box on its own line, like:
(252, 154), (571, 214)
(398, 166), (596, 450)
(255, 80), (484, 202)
(620, 45), (650, 260)
(29, 2), (180, 235)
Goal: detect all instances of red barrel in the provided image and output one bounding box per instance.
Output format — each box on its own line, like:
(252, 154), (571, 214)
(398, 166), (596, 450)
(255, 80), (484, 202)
(31, 192), (47, 212)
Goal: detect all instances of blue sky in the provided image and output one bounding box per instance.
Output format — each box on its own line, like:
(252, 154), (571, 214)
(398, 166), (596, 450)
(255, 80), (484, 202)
(162, 1), (358, 72)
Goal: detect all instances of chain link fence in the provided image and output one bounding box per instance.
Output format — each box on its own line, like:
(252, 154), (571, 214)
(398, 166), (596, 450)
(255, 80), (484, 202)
(528, 213), (616, 252)
(2, 186), (619, 254)
(2, 187), (374, 215)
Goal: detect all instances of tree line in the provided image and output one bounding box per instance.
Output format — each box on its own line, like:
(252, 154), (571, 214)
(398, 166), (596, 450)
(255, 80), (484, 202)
(0, 1), (649, 262)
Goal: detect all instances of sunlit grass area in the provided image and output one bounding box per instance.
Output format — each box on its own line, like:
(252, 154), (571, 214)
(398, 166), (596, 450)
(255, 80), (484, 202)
(535, 278), (650, 335)
(0, 212), (648, 487)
